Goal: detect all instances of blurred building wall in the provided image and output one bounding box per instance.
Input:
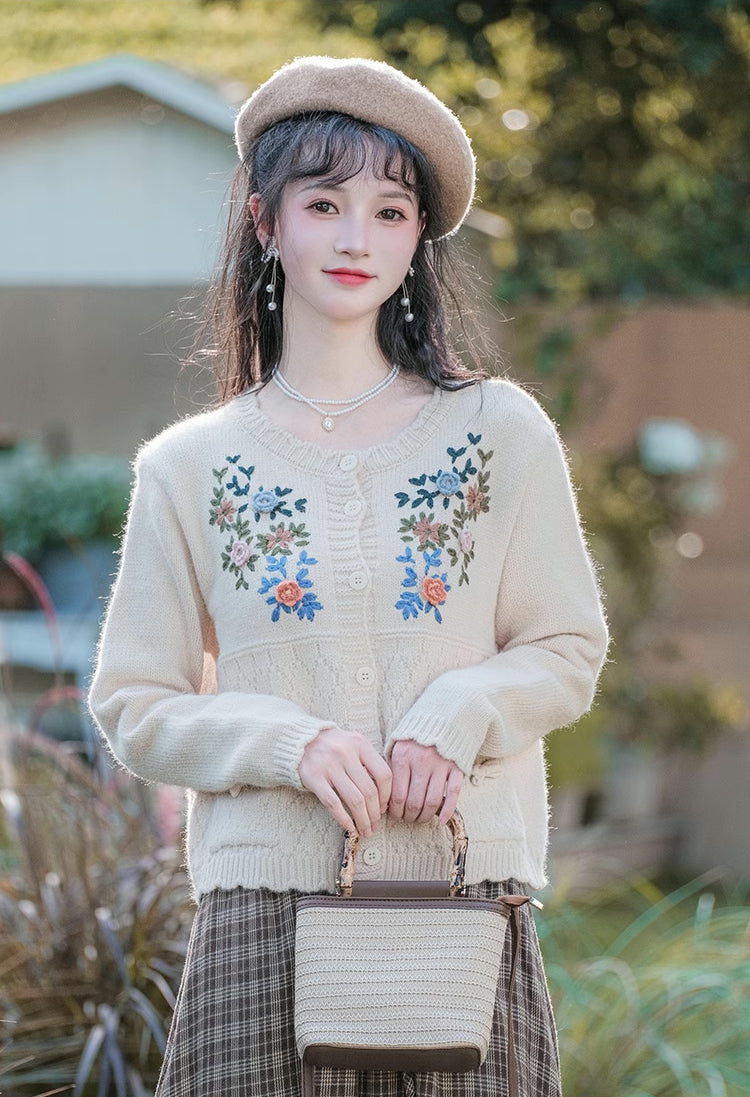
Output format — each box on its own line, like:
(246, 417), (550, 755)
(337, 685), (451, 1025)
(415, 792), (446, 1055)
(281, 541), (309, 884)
(0, 56), (235, 454)
(579, 303), (750, 879)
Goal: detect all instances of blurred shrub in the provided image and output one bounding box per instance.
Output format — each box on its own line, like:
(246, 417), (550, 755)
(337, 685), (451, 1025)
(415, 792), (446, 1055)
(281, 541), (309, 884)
(0, 446), (131, 563)
(539, 877), (750, 1096)
(0, 730), (192, 1096)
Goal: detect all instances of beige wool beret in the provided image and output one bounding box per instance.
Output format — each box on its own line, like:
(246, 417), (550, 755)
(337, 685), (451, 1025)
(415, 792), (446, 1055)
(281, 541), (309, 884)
(234, 56), (475, 236)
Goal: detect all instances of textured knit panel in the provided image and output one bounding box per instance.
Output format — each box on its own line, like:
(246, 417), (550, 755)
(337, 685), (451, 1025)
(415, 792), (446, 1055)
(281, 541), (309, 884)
(154, 882), (561, 1097)
(89, 380), (608, 896)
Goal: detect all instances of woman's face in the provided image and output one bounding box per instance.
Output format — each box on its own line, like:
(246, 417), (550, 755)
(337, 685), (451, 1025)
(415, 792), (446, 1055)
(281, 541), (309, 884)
(268, 164), (424, 328)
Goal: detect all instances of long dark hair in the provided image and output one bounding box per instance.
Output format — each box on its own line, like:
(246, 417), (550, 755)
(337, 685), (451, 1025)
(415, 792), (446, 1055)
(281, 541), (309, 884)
(200, 112), (487, 401)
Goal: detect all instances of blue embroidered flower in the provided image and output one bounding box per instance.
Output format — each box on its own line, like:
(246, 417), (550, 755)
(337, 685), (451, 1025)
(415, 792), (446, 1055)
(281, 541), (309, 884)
(395, 546), (451, 624)
(435, 470), (462, 496)
(252, 489), (279, 513)
(258, 551), (323, 622)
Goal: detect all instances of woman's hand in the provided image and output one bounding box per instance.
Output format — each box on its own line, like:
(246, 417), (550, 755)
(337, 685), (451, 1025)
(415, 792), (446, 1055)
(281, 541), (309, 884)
(298, 727), (392, 837)
(388, 740), (464, 825)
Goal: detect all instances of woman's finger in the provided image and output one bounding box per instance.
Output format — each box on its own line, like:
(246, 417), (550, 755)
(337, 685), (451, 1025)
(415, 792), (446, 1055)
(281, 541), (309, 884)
(360, 743), (393, 816)
(415, 768), (451, 823)
(333, 771), (379, 837)
(342, 761), (382, 836)
(309, 777), (356, 833)
(387, 749), (411, 820)
(438, 765), (464, 825)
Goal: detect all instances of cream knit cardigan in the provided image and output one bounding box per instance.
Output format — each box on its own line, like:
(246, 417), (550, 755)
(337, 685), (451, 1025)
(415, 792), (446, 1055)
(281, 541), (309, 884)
(89, 378), (608, 897)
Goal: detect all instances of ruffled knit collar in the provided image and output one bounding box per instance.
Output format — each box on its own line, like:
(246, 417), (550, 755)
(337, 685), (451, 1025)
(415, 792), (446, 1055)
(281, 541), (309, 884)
(231, 382), (474, 474)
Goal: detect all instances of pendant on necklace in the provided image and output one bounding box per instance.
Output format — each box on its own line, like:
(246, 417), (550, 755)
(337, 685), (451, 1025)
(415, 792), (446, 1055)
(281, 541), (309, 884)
(322, 416), (335, 432)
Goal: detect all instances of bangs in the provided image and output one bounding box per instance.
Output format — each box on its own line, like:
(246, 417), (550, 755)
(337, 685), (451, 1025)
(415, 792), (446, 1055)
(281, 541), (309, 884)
(250, 111), (445, 224)
(284, 113), (421, 195)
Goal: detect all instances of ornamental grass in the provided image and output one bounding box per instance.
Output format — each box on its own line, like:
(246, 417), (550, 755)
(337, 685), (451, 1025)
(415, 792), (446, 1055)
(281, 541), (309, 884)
(540, 876), (750, 1096)
(0, 728), (192, 1097)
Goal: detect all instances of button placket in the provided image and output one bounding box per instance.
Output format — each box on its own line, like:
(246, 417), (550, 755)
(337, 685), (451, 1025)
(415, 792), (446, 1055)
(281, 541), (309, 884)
(333, 454), (378, 731)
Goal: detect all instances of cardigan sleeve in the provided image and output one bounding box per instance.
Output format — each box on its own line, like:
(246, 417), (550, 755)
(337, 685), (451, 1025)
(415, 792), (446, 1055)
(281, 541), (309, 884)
(383, 425), (609, 775)
(88, 454), (335, 793)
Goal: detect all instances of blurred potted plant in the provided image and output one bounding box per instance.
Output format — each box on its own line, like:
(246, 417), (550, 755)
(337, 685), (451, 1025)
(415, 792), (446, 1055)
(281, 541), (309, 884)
(0, 443), (130, 612)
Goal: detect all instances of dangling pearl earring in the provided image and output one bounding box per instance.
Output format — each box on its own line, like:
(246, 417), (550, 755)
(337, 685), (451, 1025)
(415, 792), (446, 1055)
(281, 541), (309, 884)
(400, 265), (415, 323)
(262, 239), (280, 311)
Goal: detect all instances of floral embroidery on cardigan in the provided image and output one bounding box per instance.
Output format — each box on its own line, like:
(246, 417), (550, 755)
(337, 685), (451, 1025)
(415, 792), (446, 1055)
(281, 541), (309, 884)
(395, 547), (451, 624)
(258, 552), (323, 622)
(394, 433), (493, 610)
(209, 458), (317, 607)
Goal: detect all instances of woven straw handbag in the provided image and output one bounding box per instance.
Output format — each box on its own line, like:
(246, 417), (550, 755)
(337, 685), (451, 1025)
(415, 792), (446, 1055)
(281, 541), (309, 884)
(294, 810), (538, 1097)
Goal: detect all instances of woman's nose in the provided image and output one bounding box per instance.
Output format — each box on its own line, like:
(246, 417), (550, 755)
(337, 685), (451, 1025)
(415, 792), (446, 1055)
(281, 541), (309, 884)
(334, 216), (369, 257)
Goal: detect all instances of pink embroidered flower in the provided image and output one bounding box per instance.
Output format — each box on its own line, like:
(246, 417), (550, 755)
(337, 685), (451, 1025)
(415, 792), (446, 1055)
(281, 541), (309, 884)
(466, 484), (487, 515)
(275, 579), (303, 607)
(422, 576), (448, 606)
(414, 515), (443, 548)
(214, 497), (237, 528)
(458, 526), (474, 555)
(266, 526), (295, 553)
(230, 540), (252, 567)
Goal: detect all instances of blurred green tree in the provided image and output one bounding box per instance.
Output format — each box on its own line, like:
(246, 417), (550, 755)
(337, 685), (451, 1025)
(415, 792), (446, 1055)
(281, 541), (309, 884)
(311, 0), (750, 302)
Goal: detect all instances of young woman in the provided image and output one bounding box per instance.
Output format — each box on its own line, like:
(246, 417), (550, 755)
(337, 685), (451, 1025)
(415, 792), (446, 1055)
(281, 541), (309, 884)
(90, 56), (608, 1097)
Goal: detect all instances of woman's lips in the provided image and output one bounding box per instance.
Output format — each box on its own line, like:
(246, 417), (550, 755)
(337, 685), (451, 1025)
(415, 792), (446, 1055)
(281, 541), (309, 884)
(324, 269), (374, 286)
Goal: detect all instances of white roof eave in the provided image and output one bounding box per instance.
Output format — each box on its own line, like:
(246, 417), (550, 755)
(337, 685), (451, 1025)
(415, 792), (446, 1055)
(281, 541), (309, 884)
(0, 52), (236, 135)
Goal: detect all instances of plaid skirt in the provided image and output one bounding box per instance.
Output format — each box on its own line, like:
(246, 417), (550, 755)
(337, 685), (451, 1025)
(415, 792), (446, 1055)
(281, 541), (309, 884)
(155, 881), (561, 1097)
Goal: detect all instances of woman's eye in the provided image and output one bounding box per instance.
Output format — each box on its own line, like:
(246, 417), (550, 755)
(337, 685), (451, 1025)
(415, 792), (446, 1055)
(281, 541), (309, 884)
(311, 201), (335, 213)
(378, 208), (405, 221)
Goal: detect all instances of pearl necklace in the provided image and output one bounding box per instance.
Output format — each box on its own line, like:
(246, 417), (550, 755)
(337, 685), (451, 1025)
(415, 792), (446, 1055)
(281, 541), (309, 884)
(271, 363), (400, 432)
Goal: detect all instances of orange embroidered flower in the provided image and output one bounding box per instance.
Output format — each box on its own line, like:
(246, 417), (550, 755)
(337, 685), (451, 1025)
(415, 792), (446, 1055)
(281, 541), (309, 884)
(422, 576), (448, 606)
(275, 579), (302, 607)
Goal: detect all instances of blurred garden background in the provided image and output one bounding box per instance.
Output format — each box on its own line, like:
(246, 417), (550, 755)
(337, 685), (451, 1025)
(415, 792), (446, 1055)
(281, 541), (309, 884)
(1, 1), (749, 1094)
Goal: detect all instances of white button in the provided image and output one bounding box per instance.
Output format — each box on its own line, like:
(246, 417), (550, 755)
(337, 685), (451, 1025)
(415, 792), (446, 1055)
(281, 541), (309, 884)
(356, 667), (375, 686)
(339, 453), (358, 472)
(348, 570), (369, 590)
(362, 847), (382, 866)
(343, 499), (362, 517)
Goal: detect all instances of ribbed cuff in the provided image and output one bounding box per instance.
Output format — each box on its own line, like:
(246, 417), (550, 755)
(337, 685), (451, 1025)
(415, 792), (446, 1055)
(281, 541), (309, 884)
(385, 705), (489, 777)
(272, 719), (340, 789)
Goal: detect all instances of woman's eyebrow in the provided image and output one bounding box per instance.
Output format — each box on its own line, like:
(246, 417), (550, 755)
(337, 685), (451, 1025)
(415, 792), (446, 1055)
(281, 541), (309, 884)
(296, 180), (416, 203)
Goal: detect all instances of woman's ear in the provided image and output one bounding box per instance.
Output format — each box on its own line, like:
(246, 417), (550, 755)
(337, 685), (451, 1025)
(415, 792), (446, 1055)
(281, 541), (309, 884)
(249, 193), (271, 248)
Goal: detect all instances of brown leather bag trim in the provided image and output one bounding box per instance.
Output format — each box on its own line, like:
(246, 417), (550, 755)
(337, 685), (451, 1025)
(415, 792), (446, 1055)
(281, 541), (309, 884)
(296, 895), (513, 915)
(349, 879), (450, 898)
(303, 1044), (482, 1073)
